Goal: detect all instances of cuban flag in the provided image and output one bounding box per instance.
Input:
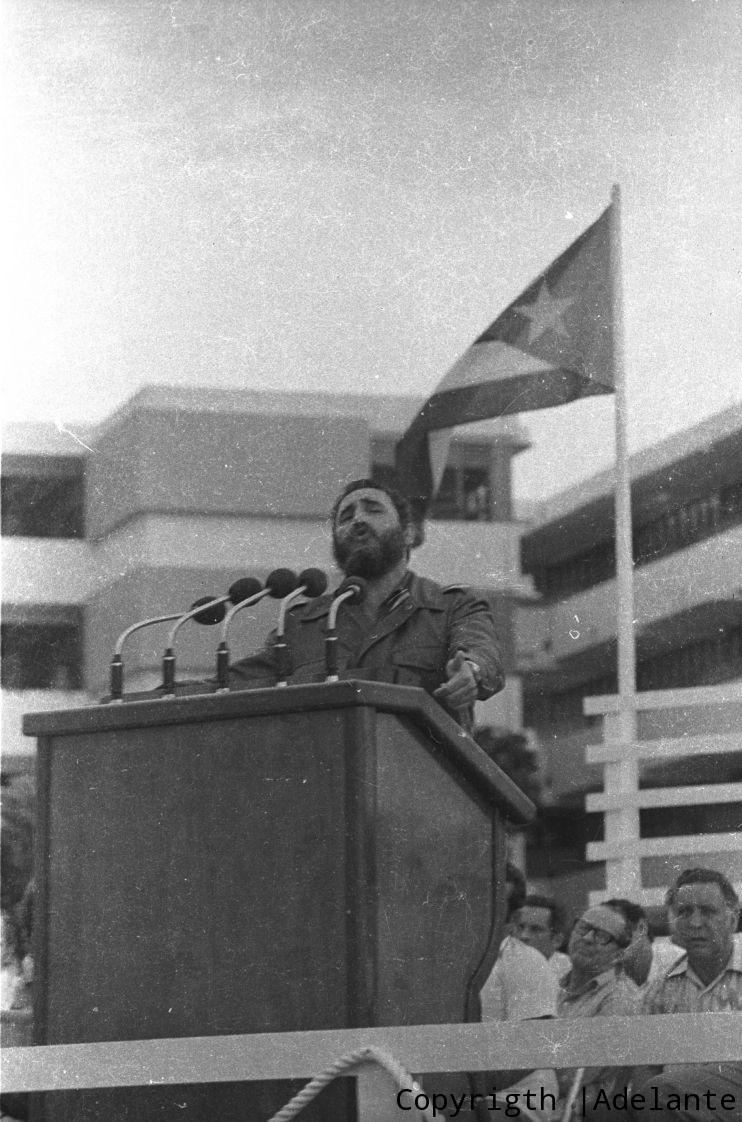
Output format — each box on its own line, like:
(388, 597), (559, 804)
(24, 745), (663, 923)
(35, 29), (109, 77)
(395, 204), (615, 518)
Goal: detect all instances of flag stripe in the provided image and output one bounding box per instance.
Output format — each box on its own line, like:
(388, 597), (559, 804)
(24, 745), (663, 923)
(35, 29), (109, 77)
(435, 338), (555, 394)
(395, 428), (432, 516)
(428, 428), (453, 493)
(408, 367), (609, 435)
(394, 202), (616, 516)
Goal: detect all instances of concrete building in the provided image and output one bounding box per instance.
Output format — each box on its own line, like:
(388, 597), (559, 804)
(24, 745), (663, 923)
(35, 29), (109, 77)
(4, 388), (741, 915)
(517, 403), (742, 908)
(2, 385), (532, 770)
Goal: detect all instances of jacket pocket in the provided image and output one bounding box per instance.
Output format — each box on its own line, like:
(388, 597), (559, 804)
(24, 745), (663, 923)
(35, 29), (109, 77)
(288, 657), (327, 684)
(391, 645), (444, 691)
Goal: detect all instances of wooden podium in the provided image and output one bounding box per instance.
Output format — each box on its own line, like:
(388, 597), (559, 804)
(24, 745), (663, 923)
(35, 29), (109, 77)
(24, 682), (534, 1120)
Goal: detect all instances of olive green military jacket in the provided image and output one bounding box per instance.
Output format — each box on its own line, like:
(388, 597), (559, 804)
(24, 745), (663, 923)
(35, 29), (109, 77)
(229, 571), (504, 721)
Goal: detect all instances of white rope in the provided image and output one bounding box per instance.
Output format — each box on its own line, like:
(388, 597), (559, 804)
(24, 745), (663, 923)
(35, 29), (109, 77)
(266, 1044), (436, 1122)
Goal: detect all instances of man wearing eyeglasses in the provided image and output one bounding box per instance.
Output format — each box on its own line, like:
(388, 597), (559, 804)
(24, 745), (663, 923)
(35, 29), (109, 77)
(559, 906), (640, 1017)
(557, 904), (641, 1110)
(476, 904), (640, 1119)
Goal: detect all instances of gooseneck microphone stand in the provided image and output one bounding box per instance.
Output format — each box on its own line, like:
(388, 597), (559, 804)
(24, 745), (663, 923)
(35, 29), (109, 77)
(214, 569), (300, 691)
(274, 568), (327, 686)
(109, 612), (185, 702)
(161, 595), (227, 696)
(324, 577), (367, 681)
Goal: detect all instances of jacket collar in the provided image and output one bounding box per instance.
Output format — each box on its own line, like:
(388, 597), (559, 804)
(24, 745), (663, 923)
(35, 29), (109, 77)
(667, 938), (742, 979)
(298, 569), (447, 622)
(560, 965), (621, 998)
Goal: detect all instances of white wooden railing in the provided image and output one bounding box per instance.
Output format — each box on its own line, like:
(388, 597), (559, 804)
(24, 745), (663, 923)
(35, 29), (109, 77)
(583, 683), (742, 906)
(2, 1015), (741, 1121)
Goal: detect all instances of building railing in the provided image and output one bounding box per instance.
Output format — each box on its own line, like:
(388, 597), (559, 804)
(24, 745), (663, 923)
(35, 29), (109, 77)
(583, 683), (742, 906)
(2, 1015), (741, 1121)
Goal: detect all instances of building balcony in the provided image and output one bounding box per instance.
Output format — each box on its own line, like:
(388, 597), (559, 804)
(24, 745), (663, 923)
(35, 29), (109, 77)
(30, 511), (532, 598)
(416, 519), (534, 595)
(2, 538), (93, 604)
(516, 523), (742, 673)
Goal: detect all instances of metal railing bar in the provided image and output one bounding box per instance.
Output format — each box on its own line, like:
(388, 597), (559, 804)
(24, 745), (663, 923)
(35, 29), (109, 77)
(1, 1015), (740, 1094)
(587, 831), (742, 861)
(583, 685), (742, 715)
(586, 732), (740, 763)
(586, 782), (742, 811)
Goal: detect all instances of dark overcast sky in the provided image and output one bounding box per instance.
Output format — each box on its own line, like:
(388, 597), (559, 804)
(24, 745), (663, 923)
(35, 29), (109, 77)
(3, 0), (740, 499)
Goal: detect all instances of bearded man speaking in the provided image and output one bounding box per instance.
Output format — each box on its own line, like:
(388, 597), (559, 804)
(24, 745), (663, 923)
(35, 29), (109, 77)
(230, 479), (504, 727)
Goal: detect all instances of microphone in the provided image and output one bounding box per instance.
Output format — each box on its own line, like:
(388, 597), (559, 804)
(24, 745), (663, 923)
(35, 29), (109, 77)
(216, 569), (299, 691)
(161, 579), (259, 695)
(274, 567), (328, 686)
(109, 608), (188, 702)
(225, 576), (264, 611)
(264, 567), (302, 598)
(189, 596), (229, 625)
(325, 576), (367, 681)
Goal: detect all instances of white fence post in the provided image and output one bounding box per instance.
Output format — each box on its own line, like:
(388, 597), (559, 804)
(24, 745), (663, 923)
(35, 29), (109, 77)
(585, 684), (742, 906)
(601, 709), (641, 898)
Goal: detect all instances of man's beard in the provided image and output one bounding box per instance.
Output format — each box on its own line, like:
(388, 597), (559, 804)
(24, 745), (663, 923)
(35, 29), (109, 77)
(332, 525), (407, 579)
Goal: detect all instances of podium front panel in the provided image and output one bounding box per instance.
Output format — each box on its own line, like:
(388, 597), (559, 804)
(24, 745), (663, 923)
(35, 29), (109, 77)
(29, 687), (513, 1120)
(37, 709), (358, 1045)
(370, 712), (497, 1026)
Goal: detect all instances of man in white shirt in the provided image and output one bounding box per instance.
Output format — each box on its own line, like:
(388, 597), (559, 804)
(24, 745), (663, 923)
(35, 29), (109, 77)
(479, 872), (559, 1022)
(513, 893), (571, 982)
(476, 865), (560, 1117)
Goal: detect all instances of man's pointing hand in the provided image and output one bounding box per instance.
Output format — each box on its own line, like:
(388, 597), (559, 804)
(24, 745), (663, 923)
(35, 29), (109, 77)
(433, 650), (479, 710)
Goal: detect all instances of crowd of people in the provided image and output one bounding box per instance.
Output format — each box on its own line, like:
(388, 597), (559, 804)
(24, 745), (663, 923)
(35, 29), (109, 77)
(477, 865), (742, 1121)
(0, 892), (33, 1122)
(1, 879), (33, 1016)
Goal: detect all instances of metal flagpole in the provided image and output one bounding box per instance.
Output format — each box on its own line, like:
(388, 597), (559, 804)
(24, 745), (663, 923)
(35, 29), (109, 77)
(607, 183), (640, 898)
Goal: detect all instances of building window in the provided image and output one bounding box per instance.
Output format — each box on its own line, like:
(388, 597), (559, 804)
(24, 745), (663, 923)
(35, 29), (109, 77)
(528, 477), (742, 600)
(524, 673), (615, 731)
(462, 468), (492, 521)
(370, 439), (494, 522)
(429, 465), (459, 519)
(524, 630), (742, 733)
(1, 611), (83, 691)
(1, 457), (85, 539)
(430, 454), (492, 521)
(637, 627), (742, 691)
(532, 541), (615, 599)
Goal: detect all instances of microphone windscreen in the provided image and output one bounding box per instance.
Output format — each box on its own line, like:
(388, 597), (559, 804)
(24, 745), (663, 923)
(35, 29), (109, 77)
(228, 576), (263, 604)
(265, 568), (299, 598)
(334, 576), (367, 604)
(299, 568), (328, 597)
(190, 596), (227, 625)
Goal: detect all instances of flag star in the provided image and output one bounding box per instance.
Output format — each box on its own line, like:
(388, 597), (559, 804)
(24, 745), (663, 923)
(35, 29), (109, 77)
(514, 280), (574, 346)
